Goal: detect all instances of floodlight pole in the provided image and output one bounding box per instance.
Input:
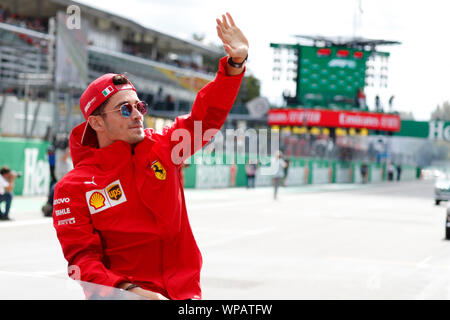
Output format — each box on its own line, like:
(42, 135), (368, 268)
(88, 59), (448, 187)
(352, 0), (364, 38)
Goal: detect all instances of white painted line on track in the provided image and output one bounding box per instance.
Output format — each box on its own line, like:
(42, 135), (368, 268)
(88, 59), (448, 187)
(416, 256), (433, 269)
(199, 227), (275, 248)
(0, 270), (51, 279)
(0, 218), (52, 228)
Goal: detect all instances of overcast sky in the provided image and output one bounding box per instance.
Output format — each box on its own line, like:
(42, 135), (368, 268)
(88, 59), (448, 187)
(76, 0), (450, 121)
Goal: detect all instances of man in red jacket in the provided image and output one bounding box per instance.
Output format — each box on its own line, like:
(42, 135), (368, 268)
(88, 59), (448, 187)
(52, 13), (248, 300)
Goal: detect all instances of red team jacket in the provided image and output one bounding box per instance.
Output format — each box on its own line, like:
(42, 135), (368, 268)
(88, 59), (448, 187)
(53, 57), (244, 300)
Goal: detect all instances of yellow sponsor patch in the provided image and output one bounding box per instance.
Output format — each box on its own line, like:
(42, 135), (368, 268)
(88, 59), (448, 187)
(107, 184), (122, 201)
(151, 160), (166, 180)
(89, 192), (106, 210)
(85, 180), (127, 215)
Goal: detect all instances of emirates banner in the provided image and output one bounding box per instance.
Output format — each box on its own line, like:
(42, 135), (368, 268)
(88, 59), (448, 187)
(268, 108), (401, 132)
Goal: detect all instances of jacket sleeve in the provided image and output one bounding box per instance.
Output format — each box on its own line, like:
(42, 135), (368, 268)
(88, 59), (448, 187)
(52, 182), (130, 288)
(162, 56), (245, 165)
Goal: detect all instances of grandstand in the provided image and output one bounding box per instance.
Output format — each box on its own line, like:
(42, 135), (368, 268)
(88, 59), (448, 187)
(0, 1), (423, 196)
(265, 34), (418, 164)
(0, 0), (416, 165)
(0, 0), (248, 140)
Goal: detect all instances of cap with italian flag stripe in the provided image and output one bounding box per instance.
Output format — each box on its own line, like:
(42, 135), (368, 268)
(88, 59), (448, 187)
(79, 73), (137, 146)
(102, 86), (114, 97)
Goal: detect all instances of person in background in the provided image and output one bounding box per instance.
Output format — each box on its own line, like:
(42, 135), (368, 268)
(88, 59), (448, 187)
(375, 95), (381, 112)
(0, 166), (20, 221)
(396, 163), (402, 181)
(388, 95), (395, 111)
(282, 159), (290, 187)
(245, 160), (257, 189)
(356, 88), (366, 109)
(360, 163), (368, 184)
(42, 147), (73, 217)
(272, 151), (287, 200)
(388, 163), (395, 181)
(416, 166), (422, 180)
(47, 145), (57, 187)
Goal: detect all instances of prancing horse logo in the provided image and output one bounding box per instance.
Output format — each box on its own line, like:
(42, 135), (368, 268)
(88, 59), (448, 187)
(151, 160), (166, 180)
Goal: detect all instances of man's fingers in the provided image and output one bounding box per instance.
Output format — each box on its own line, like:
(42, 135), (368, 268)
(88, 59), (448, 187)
(216, 18), (223, 30)
(216, 26), (225, 42)
(216, 19), (226, 41)
(223, 44), (233, 56)
(226, 12), (236, 27)
(222, 14), (230, 29)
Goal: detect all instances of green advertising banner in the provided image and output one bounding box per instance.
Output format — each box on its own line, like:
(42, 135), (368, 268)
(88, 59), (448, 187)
(394, 120), (450, 141)
(0, 138), (50, 196)
(182, 154), (417, 189)
(0, 137), (419, 195)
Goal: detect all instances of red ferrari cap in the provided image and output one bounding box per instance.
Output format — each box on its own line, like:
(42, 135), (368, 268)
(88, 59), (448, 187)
(79, 73), (137, 146)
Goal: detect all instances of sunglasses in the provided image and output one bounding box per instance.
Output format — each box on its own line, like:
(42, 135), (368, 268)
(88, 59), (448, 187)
(101, 101), (148, 117)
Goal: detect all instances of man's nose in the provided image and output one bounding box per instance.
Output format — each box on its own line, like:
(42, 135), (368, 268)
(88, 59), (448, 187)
(131, 106), (143, 120)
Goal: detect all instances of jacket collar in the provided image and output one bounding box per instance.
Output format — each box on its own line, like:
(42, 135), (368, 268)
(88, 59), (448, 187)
(93, 140), (133, 171)
(70, 124), (158, 171)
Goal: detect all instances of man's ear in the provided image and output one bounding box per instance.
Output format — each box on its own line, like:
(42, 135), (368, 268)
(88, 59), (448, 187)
(88, 115), (105, 133)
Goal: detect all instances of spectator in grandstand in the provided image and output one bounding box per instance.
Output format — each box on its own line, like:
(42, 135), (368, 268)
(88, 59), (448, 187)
(389, 95), (395, 111)
(52, 12), (248, 300)
(356, 88), (366, 109)
(375, 95), (381, 112)
(164, 94), (175, 111)
(2, 7), (10, 21)
(0, 7), (46, 33)
(155, 86), (163, 103)
(0, 166), (20, 221)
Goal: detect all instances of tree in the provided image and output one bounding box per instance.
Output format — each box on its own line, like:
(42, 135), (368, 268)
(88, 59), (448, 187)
(236, 75), (261, 104)
(398, 111), (414, 120)
(191, 33), (205, 43)
(431, 101), (450, 120)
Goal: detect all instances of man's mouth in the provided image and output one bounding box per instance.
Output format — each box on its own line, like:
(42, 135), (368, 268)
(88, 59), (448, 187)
(129, 124), (143, 129)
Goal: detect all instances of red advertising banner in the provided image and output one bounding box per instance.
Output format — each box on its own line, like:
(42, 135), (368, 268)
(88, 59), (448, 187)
(268, 108), (401, 132)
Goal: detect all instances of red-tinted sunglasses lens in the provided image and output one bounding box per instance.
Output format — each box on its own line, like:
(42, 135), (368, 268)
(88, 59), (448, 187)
(120, 101), (148, 117)
(136, 101), (148, 115)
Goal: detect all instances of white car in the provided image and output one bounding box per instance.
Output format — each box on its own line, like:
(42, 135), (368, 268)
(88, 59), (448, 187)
(434, 176), (450, 205)
(446, 205), (450, 240)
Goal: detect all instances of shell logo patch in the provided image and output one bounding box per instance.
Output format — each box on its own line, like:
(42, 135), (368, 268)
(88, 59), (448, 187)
(151, 160), (166, 180)
(89, 192), (106, 210)
(85, 180), (127, 215)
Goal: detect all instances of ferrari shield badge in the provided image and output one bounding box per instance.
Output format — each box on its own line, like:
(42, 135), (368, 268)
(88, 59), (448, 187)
(151, 160), (166, 180)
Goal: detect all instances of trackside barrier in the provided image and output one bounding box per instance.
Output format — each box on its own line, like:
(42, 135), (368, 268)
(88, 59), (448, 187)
(0, 137), (419, 193)
(183, 153), (418, 189)
(0, 137), (50, 196)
